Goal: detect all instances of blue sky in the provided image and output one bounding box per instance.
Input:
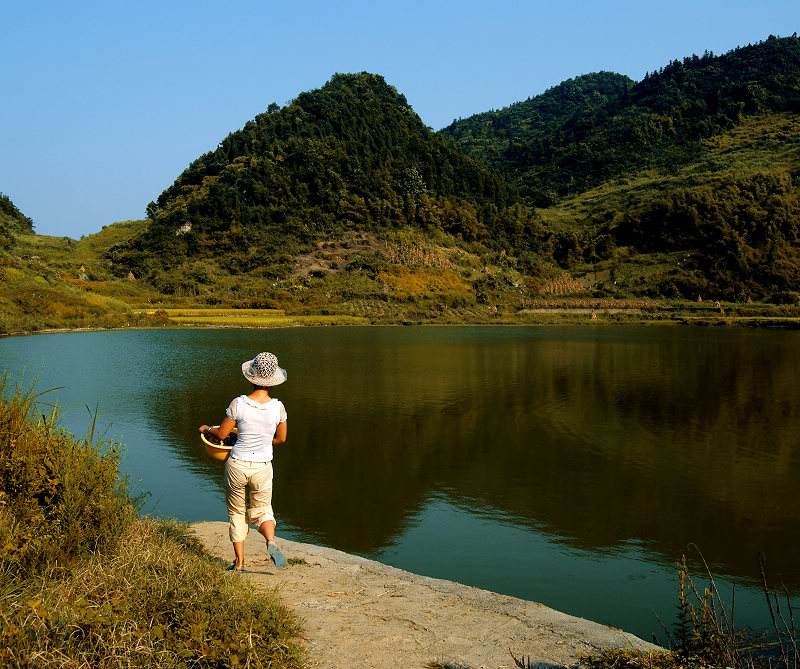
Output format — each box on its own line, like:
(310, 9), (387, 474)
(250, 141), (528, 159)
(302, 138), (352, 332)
(2, 1), (799, 239)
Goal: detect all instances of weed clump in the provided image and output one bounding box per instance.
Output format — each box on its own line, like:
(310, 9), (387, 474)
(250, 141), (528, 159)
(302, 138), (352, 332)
(578, 552), (798, 669)
(0, 377), (140, 576)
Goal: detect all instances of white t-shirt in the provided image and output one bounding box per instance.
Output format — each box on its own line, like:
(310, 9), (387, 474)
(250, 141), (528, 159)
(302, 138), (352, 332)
(225, 395), (287, 462)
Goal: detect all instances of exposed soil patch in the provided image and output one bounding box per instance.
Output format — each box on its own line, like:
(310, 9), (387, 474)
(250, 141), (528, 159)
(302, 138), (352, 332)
(291, 231), (384, 277)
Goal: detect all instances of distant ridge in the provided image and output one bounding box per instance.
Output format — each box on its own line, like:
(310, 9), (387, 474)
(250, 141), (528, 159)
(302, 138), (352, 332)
(0, 193), (34, 250)
(442, 35), (800, 205)
(0, 193), (33, 232)
(440, 35), (800, 298)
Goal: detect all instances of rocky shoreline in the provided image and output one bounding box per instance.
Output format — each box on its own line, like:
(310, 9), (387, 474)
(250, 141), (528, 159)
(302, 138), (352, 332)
(191, 521), (660, 669)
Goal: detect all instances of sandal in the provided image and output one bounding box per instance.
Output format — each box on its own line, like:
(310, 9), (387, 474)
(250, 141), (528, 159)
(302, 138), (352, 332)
(227, 563), (245, 573)
(267, 543), (287, 570)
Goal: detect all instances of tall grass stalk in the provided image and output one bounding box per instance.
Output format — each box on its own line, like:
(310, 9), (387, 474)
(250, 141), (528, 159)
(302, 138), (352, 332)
(760, 553), (799, 669)
(579, 548), (798, 669)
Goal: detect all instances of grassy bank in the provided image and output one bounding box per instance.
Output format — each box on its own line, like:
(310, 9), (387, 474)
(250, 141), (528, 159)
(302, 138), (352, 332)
(0, 376), (304, 667)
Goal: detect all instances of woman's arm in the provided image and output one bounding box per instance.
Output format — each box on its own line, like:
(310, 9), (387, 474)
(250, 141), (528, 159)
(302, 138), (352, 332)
(199, 416), (236, 441)
(272, 420), (287, 445)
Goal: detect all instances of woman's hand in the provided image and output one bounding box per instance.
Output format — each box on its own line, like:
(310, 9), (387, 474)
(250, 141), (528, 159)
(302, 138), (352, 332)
(200, 418), (235, 440)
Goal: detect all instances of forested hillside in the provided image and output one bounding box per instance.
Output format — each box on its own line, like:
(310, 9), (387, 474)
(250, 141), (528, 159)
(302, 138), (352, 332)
(442, 71), (636, 204)
(443, 35), (800, 300)
(110, 73), (545, 281)
(442, 35), (800, 204)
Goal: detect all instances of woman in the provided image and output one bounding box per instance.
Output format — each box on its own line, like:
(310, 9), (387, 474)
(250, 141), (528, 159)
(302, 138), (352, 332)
(199, 352), (289, 572)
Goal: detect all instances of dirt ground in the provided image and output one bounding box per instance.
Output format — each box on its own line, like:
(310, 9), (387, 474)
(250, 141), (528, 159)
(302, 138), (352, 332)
(191, 522), (659, 669)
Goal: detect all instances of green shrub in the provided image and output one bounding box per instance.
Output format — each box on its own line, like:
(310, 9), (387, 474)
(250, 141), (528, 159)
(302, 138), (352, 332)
(0, 377), (142, 575)
(769, 291), (800, 305)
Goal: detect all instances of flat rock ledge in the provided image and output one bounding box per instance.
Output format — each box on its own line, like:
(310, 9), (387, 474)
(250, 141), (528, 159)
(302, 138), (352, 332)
(191, 521), (660, 669)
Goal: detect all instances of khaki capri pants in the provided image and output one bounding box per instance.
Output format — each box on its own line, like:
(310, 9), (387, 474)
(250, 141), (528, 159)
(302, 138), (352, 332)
(224, 457), (275, 543)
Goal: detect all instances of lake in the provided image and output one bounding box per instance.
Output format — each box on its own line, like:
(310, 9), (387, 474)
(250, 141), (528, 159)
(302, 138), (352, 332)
(1, 324), (798, 642)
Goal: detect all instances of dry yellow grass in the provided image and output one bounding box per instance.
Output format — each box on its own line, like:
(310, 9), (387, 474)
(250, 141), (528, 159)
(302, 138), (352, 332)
(377, 266), (471, 300)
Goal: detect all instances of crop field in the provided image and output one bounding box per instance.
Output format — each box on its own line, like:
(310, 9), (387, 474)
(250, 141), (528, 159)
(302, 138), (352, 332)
(137, 308), (371, 327)
(134, 308), (286, 317)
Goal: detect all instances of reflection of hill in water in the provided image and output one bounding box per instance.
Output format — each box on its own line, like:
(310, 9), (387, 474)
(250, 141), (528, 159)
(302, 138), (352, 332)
(426, 329), (800, 586)
(270, 327), (799, 589)
(138, 326), (800, 589)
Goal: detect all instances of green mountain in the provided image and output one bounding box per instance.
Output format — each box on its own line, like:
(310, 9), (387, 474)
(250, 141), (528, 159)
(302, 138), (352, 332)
(110, 36), (800, 304)
(111, 73), (545, 280)
(441, 35), (800, 205)
(442, 35), (800, 299)
(441, 71), (636, 204)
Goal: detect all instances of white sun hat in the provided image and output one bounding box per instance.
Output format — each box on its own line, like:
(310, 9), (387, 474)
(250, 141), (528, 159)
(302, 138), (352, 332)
(241, 352), (287, 387)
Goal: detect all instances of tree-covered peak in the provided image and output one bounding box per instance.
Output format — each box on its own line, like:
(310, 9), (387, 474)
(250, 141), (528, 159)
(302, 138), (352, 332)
(634, 33), (800, 103)
(442, 35), (800, 205)
(295, 72), (413, 112)
(444, 71), (633, 134)
(112, 72), (542, 278)
(150, 72), (431, 215)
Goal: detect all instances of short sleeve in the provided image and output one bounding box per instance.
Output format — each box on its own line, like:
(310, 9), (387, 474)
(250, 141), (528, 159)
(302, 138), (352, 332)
(278, 400), (287, 423)
(226, 397), (239, 420)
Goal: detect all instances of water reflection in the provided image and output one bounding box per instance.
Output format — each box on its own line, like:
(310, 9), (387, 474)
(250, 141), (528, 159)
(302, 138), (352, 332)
(273, 327), (800, 592)
(1, 325), (799, 640)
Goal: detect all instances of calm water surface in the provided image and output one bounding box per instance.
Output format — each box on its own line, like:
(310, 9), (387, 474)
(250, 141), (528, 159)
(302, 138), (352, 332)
(1, 325), (799, 641)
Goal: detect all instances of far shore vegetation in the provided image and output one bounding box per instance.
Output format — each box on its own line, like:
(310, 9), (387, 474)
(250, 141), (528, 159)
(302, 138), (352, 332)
(3, 41), (800, 336)
(3, 40), (800, 337)
(2, 224), (800, 337)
